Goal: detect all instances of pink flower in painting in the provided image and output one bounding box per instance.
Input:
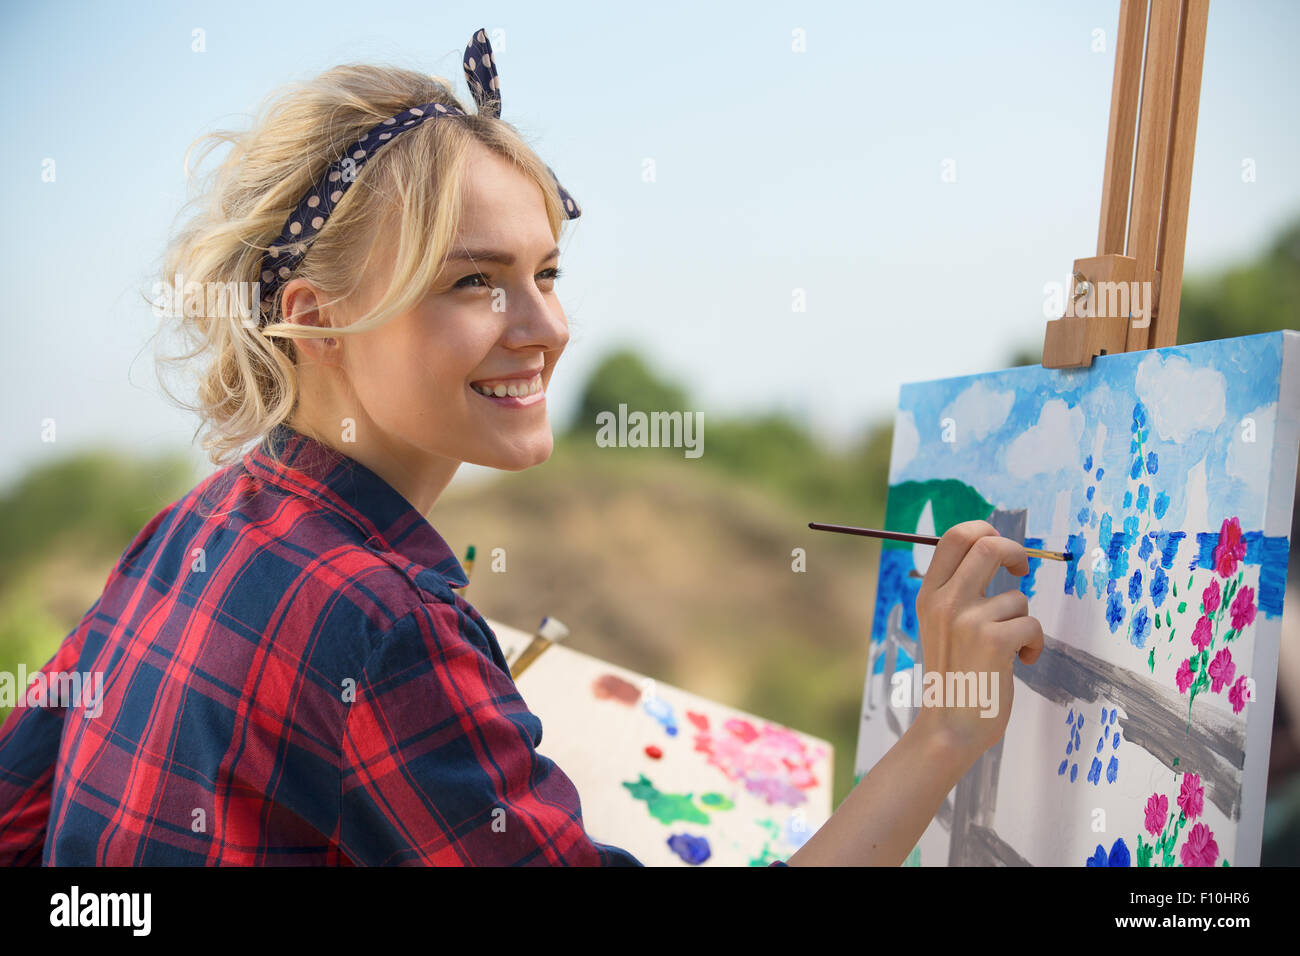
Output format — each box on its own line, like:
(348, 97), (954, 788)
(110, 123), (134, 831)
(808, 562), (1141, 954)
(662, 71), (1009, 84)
(1202, 579), (1221, 615)
(1229, 585), (1257, 632)
(1176, 659), (1194, 694)
(1144, 793), (1168, 836)
(1229, 675), (1252, 714)
(1179, 822), (1219, 867)
(1208, 648), (1235, 694)
(1177, 773), (1204, 820)
(1213, 517), (1246, 578)
(1190, 615), (1213, 651)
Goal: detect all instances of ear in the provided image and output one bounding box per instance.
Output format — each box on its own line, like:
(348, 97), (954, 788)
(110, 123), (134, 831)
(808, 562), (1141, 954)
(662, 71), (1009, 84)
(280, 280), (341, 361)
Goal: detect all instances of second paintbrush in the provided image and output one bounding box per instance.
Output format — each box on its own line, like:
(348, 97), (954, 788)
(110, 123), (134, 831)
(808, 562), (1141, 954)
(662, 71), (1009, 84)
(808, 522), (1073, 561)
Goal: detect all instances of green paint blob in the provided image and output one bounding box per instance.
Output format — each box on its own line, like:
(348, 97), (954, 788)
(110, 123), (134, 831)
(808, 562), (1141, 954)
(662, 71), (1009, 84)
(698, 792), (734, 810)
(621, 774), (710, 825)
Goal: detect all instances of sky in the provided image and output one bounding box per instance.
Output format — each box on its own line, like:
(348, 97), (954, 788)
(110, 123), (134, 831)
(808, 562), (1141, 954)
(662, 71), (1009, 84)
(2, 0), (1298, 491)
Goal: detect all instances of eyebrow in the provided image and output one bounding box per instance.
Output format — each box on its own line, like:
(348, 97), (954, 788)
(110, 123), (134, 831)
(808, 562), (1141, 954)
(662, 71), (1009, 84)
(445, 246), (561, 266)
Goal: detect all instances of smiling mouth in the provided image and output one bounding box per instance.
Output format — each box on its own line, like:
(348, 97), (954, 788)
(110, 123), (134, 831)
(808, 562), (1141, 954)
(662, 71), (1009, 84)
(470, 371), (546, 405)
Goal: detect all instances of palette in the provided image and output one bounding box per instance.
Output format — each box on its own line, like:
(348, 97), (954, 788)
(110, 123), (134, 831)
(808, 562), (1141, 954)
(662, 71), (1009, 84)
(486, 618), (834, 866)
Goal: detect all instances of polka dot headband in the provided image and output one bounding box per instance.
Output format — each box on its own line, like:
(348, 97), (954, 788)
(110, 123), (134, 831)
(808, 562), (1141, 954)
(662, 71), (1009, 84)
(257, 26), (581, 326)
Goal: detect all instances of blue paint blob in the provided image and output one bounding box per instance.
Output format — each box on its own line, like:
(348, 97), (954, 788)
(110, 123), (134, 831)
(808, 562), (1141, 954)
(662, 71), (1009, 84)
(1153, 490), (1170, 519)
(1136, 484), (1149, 512)
(1131, 606), (1150, 648)
(1077, 714), (1084, 729)
(1087, 845), (1108, 866)
(1138, 536), (1153, 561)
(1076, 506), (1091, 526)
(1096, 735), (1104, 754)
(1128, 568), (1142, 603)
(1106, 590), (1125, 632)
(1086, 486), (1095, 501)
(1070, 764), (1078, 782)
(1123, 490), (1133, 508)
(1067, 708), (1074, 723)
(1108, 838), (1131, 867)
(1096, 467), (1104, 480)
(1123, 515), (1139, 543)
(666, 832), (711, 865)
(1133, 402), (1146, 427)
(1088, 757), (1102, 784)
(1159, 531), (1186, 569)
(1150, 565), (1168, 608)
(1066, 740), (1073, 755)
(1100, 707), (1108, 723)
(1112, 731), (1120, 749)
(1106, 755), (1119, 784)
(1146, 451), (1158, 475)
(1130, 456), (1142, 479)
(1058, 759), (1068, 776)
(1083, 454), (1093, 472)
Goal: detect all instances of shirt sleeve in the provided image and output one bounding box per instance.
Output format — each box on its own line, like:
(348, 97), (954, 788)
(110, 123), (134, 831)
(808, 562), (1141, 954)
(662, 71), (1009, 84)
(0, 632), (84, 866)
(338, 600), (644, 866)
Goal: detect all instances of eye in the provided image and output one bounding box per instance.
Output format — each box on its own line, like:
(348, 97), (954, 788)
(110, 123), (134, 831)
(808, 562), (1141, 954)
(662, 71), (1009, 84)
(454, 267), (563, 290)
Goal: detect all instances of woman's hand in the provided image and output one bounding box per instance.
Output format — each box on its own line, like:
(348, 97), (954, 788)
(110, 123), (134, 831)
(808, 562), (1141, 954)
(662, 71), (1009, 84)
(910, 519), (1044, 763)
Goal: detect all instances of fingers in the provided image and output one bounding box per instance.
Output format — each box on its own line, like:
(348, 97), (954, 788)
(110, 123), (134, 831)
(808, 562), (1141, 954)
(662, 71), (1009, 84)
(978, 588), (1031, 623)
(946, 532), (1031, 604)
(995, 614), (1045, 665)
(920, 520), (1001, 593)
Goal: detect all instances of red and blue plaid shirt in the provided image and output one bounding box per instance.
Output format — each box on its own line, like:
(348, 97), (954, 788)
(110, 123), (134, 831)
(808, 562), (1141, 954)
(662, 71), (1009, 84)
(0, 423), (664, 866)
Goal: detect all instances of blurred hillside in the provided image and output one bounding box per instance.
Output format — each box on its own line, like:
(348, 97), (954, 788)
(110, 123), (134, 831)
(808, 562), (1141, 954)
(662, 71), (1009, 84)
(2, 215), (1299, 861)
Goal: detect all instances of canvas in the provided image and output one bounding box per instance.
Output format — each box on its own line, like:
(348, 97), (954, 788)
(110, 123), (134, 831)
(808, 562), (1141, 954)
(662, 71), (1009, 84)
(855, 331), (1300, 867)
(488, 619), (833, 866)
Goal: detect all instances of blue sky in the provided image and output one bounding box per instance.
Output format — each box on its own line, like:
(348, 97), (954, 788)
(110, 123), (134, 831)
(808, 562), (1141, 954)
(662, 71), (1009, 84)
(3, 0), (1298, 489)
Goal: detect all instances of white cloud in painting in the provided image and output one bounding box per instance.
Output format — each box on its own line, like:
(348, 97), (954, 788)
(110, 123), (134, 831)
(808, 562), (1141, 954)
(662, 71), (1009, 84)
(941, 381), (1015, 446)
(1225, 402), (1275, 501)
(889, 409), (919, 482)
(1134, 353), (1227, 442)
(1005, 399), (1086, 478)
(1184, 456), (1209, 530)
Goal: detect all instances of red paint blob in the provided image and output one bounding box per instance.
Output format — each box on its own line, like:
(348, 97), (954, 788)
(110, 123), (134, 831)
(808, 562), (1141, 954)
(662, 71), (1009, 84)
(645, 745), (663, 759)
(686, 710), (710, 731)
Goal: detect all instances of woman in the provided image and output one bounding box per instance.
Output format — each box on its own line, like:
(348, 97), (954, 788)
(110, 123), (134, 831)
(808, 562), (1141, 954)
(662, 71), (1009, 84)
(0, 28), (1042, 866)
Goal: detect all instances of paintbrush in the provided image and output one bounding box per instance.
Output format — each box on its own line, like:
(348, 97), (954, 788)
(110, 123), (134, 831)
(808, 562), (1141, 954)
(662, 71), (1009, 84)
(510, 616), (570, 679)
(808, 522), (1073, 561)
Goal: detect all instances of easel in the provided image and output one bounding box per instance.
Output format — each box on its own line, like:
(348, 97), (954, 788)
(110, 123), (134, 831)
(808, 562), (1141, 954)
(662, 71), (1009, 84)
(1042, 0), (1209, 368)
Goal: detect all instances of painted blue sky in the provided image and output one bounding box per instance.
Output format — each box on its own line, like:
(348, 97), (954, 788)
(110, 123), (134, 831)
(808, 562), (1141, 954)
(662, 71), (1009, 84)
(888, 331), (1290, 544)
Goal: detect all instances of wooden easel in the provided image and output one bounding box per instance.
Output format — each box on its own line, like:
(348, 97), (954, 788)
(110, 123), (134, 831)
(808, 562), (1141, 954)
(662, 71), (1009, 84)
(1042, 0), (1209, 368)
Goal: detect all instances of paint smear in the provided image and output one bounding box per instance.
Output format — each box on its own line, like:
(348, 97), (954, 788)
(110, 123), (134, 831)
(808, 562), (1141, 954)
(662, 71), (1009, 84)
(643, 696), (679, 736)
(644, 745), (663, 760)
(622, 774), (709, 825)
(686, 710), (709, 731)
(693, 721), (825, 807)
(698, 792), (734, 810)
(592, 673), (641, 705)
(667, 833), (711, 865)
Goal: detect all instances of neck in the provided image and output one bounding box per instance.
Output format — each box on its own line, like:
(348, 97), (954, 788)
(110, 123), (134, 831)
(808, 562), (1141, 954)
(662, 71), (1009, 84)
(287, 409), (461, 516)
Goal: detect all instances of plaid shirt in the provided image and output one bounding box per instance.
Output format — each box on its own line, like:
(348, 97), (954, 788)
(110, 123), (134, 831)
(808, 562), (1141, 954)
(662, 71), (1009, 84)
(0, 423), (658, 866)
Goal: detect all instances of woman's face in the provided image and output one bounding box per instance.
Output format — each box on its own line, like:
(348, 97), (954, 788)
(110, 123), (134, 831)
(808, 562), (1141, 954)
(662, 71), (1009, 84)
(338, 141), (570, 482)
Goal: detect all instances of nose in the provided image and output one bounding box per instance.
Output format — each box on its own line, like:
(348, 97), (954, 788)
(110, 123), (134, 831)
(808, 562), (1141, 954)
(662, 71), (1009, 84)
(501, 279), (569, 352)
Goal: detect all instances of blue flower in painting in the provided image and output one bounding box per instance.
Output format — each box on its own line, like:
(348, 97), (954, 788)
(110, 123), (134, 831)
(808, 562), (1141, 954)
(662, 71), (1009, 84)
(1138, 535), (1153, 560)
(1123, 515), (1139, 542)
(1086, 485), (1095, 501)
(1096, 467), (1104, 480)
(1133, 401), (1146, 428)
(1130, 456), (1142, 479)
(1107, 756), (1119, 783)
(1128, 569), (1142, 602)
(1123, 490), (1132, 508)
(1076, 506), (1090, 526)
(1150, 566), (1168, 608)
(1087, 838), (1131, 867)
(1146, 451), (1158, 474)
(1083, 454), (1093, 472)
(1106, 591), (1125, 632)
(1131, 607), (1150, 647)
(1088, 757), (1102, 783)
(1153, 490), (1170, 519)
(1106, 578), (1115, 595)
(1136, 484), (1149, 512)
(1058, 759), (1068, 775)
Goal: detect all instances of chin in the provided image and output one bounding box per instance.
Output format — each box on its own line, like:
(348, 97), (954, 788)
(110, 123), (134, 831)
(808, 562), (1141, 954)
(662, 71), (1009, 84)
(481, 433), (554, 471)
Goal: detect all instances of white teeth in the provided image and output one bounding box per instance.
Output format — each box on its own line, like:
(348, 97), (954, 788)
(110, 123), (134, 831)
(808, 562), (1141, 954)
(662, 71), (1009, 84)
(471, 374), (543, 397)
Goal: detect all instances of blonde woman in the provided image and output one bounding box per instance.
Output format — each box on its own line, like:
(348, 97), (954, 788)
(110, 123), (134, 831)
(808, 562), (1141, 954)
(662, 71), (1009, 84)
(0, 28), (1042, 866)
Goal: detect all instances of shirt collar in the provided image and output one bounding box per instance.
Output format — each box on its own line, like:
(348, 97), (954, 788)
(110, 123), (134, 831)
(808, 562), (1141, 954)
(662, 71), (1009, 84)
(242, 422), (469, 590)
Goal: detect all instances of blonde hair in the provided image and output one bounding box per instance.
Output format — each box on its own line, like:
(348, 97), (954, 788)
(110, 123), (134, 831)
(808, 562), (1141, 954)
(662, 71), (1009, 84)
(153, 62), (572, 468)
